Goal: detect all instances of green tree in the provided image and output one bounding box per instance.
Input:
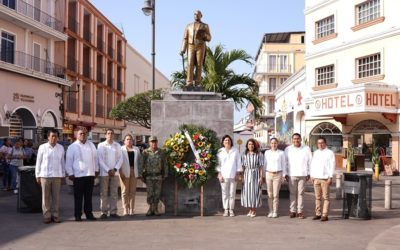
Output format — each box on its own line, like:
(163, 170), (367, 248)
(171, 44), (263, 113)
(109, 89), (163, 129)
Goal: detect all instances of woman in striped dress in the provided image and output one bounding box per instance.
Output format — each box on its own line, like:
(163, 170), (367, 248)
(241, 139), (263, 217)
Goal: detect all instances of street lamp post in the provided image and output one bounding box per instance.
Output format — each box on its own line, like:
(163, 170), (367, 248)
(142, 0), (155, 93)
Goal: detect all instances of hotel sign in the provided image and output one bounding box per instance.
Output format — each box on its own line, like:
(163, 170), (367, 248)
(313, 91), (397, 115)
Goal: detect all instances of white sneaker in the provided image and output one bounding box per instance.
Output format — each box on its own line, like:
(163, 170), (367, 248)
(229, 210), (235, 217)
(13, 189), (18, 194)
(272, 212), (278, 218)
(223, 210), (229, 217)
(250, 212), (256, 218)
(247, 211), (252, 217)
(267, 212), (273, 218)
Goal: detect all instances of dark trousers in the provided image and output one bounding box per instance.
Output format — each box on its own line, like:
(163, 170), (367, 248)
(2, 163), (12, 188)
(73, 176), (94, 218)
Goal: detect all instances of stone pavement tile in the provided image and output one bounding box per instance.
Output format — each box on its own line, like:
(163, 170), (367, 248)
(1, 179), (400, 249)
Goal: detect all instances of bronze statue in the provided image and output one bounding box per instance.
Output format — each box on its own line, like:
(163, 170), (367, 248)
(180, 10), (212, 88)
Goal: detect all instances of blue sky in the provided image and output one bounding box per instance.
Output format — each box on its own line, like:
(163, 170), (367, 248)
(91, 0), (305, 122)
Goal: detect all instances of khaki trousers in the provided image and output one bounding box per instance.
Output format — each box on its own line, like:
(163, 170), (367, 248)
(289, 176), (306, 213)
(100, 175), (119, 214)
(40, 177), (61, 219)
(119, 169), (137, 214)
(313, 179), (330, 216)
(266, 172), (282, 214)
(220, 178), (237, 210)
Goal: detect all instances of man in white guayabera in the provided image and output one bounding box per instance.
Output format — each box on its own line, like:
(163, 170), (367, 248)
(66, 128), (98, 222)
(97, 128), (123, 219)
(284, 133), (312, 219)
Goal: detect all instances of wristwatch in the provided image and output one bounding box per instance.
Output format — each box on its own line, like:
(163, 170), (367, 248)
(113, 168), (117, 172)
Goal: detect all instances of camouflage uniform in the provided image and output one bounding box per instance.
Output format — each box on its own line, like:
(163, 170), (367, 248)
(140, 148), (168, 215)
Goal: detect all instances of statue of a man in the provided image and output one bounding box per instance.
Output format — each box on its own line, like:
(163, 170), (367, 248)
(180, 10), (212, 87)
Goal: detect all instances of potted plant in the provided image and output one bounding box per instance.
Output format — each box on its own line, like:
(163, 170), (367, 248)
(371, 143), (380, 181)
(346, 144), (355, 172)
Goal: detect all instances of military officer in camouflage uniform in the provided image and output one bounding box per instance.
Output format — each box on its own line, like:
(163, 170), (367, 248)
(140, 136), (168, 216)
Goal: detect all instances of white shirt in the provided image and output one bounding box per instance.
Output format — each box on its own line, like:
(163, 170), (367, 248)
(264, 149), (286, 176)
(35, 143), (65, 178)
(310, 148), (335, 179)
(284, 145), (312, 177)
(120, 145), (141, 178)
(216, 147), (242, 179)
(97, 141), (123, 176)
(65, 140), (98, 177)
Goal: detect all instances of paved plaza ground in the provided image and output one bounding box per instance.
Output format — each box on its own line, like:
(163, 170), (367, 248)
(0, 175), (399, 250)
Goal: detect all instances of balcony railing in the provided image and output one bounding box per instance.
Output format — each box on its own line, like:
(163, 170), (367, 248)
(117, 52), (122, 63)
(82, 100), (91, 115)
(67, 56), (77, 72)
(107, 77), (114, 88)
(66, 94), (77, 113)
(97, 71), (104, 84)
(255, 64), (292, 74)
(1, 0), (64, 32)
(96, 103), (103, 117)
(68, 15), (78, 34)
(108, 46), (114, 58)
(83, 66), (92, 79)
(1, 49), (65, 79)
(83, 30), (92, 43)
(117, 80), (122, 91)
(97, 40), (105, 52)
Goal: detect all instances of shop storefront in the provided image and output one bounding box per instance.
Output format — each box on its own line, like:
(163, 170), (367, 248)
(309, 85), (399, 172)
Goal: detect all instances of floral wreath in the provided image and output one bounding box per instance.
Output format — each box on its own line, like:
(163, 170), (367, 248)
(163, 124), (219, 188)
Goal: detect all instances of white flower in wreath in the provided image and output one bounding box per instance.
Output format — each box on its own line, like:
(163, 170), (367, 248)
(195, 169), (199, 173)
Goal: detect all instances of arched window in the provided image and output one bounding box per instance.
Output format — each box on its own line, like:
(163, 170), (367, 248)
(310, 122), (342, 153)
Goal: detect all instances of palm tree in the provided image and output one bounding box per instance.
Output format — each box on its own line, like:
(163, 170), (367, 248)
(170, 44), (263, 113)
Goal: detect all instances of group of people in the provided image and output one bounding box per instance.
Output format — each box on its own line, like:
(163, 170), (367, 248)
(34, 127), (167, 224)
(217, 133), (335, 222)
(3, 128), (335, 224)
(0, 138), (35, 194)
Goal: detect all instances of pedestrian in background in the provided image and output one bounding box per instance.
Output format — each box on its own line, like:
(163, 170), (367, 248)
(97, 128), (123, 219)
(7, 140), (25, 194)
(284, 133), (312, 219)
(65, 128), (98, 222)
(140, 136), (168, 216)
(264, 138), (286, 218)
(217, 135), (242, 217)
(310, 137), (335, 222)
(0, 138), (13, 190)
(35, 129), (65, 224)
(120, 134), (141, 216)
(241, 138), (263, 218)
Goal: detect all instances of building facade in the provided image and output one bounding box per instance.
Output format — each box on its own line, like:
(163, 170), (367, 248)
(0, 0), (69, 142)
(62, 0), (126, 143)
(305, 0), (400, 171)
(124, 44), (170, 143)
(253, 32), (305, 147)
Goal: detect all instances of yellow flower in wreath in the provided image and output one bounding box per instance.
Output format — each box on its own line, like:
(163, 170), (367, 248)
(198, 141), (204, 147)
(198, 170), (204, 176)
(188, 168), (195, 174)
(173, 145), (180, 151)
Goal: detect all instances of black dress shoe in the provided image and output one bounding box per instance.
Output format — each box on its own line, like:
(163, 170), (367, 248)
(312, 215), (322, 220)
(109, 214), (121, 219)
(86, 214), (97, 221)
(75, 217), (82, 222)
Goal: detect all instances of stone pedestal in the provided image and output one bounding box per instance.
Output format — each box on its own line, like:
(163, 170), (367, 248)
(151, 91), (234, 215)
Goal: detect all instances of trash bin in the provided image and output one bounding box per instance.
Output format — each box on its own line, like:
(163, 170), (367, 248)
(17, 166), (42, 213)
(342, 172), (372, 220)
